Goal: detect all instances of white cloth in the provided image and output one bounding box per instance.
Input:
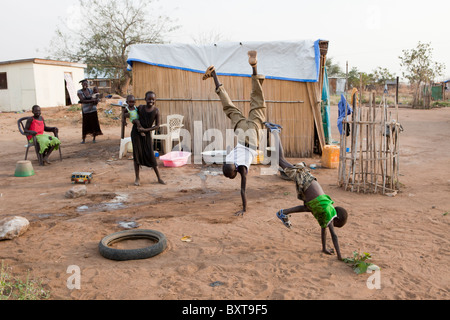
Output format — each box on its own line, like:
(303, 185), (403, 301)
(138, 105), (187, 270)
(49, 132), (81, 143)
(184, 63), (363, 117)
(127, 40), (322, 83)
(225, 144), (258, 170)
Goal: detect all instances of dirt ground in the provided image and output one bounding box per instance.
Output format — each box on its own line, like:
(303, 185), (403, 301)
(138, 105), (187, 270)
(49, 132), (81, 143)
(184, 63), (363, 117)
(0, 101), (449, 301)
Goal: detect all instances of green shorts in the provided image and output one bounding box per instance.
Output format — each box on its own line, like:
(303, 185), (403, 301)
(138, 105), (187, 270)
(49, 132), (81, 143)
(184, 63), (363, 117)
(306, 194), (337, 228)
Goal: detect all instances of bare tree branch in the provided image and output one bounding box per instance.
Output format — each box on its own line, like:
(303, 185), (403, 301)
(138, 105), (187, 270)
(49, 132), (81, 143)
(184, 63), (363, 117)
(48, 0), (179, 94)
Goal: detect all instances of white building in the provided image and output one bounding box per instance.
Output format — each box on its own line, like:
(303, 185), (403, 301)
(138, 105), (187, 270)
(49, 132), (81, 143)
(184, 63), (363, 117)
(0, 58), (87, 112)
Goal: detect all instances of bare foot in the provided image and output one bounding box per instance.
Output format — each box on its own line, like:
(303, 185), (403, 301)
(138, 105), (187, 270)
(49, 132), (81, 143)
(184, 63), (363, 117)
(203, 65), (215, 80)
(158, 179), (166, 185)
(134, 179), (140, 186)
(248, 50), (257, 66)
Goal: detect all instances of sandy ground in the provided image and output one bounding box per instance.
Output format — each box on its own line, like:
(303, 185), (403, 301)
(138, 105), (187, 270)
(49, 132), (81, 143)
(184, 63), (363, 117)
(0, 101), (449, 301)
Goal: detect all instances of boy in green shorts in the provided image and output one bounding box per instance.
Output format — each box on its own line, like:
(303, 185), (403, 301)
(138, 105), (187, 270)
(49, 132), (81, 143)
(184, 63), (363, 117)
(274, 130), (348, 260)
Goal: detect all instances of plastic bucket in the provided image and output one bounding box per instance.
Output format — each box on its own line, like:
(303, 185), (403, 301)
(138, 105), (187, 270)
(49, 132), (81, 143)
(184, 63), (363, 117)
(14, 160), (35, 177)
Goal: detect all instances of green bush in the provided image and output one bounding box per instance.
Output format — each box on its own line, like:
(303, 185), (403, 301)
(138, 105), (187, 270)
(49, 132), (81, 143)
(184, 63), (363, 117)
(431, 101), (450, 108)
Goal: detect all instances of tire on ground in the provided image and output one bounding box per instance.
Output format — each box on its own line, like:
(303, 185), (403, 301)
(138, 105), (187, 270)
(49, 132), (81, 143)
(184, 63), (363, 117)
(98, 229), (167, 261)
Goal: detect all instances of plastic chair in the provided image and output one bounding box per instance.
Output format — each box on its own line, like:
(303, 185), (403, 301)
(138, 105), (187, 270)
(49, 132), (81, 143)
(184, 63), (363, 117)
(119, 137), (132, 159)
(152, 114), (184, 154)
(17, 117), (62, 166)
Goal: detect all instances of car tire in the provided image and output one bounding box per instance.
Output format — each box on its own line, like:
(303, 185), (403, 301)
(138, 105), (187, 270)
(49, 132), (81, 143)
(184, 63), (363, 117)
(98, 229), (167, 261)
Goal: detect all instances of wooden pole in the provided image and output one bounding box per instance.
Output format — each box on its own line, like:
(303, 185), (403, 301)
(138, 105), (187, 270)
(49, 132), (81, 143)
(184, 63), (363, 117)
(358, 73), (364, 192)
(396, 76), (399, 105)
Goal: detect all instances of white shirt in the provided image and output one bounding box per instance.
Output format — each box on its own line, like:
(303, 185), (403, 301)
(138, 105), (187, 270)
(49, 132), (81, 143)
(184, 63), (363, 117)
(225, 144), (258, 170)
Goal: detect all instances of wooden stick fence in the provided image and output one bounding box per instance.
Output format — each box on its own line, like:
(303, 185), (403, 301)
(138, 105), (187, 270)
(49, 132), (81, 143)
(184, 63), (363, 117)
(338, 91), (402, 194)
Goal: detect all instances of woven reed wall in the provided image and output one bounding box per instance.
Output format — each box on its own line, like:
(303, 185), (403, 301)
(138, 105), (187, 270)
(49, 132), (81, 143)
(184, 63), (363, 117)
(132, 63), (319, 157)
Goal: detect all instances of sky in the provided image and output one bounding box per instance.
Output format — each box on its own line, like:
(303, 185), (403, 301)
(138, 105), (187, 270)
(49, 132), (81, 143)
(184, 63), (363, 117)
(1, 0), (449, 81)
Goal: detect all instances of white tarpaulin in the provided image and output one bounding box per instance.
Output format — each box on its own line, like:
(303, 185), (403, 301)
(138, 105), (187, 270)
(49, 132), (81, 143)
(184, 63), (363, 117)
(127, 40), (322, 83)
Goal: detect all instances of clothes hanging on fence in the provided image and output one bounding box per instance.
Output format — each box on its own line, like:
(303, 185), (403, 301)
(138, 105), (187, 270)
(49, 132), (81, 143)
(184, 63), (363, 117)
(321, 67), (332, 144)
(337, 94), (353, 136)
(350, 88), (359, 106)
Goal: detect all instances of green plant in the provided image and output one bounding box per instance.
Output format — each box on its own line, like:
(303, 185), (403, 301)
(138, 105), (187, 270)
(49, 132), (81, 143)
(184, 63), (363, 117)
(0, 261), (50, 300)
(431, 101), (450, 108)
(67, 104), (81, 112)
(343, 251), (378, 274)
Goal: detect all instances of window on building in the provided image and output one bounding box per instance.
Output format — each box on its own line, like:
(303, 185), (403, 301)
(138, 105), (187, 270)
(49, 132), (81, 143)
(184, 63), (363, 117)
(0, 72), (7, 90)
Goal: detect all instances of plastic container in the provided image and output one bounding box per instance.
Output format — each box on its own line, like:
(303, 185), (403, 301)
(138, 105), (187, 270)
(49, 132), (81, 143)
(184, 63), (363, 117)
(251, 150), (265, 165)
(14, 160), (35, 177)
(321, 145), (340, 169)
(159, 151), (191, 167)
(201, 150), (227, 164)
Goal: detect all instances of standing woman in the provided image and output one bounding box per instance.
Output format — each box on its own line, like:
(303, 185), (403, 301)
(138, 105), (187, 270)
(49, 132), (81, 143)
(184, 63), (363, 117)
(77, 79), (103, 144)
(131, 91), (165, 186)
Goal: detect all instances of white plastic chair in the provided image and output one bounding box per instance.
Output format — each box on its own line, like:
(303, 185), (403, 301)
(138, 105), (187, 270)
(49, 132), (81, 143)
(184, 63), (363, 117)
(119, 137), (132, 159)
(152, 114), (184, 154)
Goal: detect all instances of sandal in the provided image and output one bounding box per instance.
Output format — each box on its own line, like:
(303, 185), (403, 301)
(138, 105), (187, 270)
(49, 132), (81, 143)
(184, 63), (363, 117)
(248, 50), (257, 66)
(263, 121), (283, 133)
(203, 65), (215, 80)
(278, 168), (291, 181)
(276, 209), (292, 229)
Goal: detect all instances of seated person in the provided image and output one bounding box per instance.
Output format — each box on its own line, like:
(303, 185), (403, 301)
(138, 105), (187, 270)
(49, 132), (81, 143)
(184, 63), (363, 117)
(24, 105), (61, 165)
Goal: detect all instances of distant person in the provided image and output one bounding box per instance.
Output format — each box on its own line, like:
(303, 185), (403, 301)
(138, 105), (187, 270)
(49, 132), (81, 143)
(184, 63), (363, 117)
(273, 129), (348, 260)
(203, 50), (266, 216)
(130, 91), (165, 186)
(77, 79), (103, 144)
(24, 105), (61, 165)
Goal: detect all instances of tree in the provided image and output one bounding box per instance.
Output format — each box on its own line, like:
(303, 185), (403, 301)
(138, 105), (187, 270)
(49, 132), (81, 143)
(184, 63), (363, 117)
(347, 67), (364, 89)
(372, 67), (395, 86)
(399, 42), (446, 106)
(325, 57), (344, 77)
(49, 0), (179, 94)
(191, 29), (229, 45)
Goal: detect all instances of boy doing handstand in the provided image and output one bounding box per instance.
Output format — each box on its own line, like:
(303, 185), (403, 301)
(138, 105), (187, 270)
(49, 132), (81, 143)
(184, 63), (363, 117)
(203, 50), (265, 216)
(274, 130), (348, 260)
